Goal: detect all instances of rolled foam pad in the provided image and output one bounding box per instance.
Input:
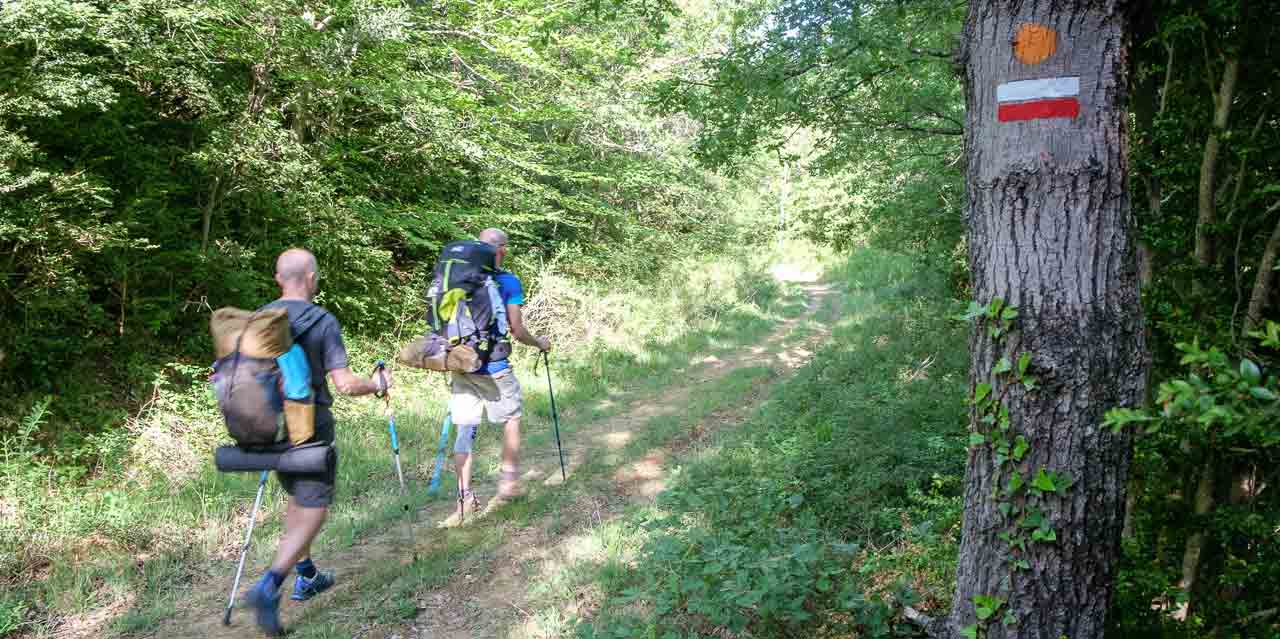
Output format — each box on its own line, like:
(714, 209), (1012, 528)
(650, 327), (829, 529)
(278, 442), (336, 474)
(215, 442), (334, 474)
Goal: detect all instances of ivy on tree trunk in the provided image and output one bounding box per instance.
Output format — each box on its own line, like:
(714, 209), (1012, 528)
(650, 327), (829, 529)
(947, 2), (1147, 638)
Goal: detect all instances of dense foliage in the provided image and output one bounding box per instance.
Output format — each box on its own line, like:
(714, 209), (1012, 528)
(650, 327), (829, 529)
(657, 0), (1280, 635)
(0, 0), (752, 460)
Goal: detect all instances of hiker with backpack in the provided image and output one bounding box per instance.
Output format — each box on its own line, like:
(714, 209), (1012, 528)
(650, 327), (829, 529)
(443, 228), (549, 521)
(227, 248), (391, 636)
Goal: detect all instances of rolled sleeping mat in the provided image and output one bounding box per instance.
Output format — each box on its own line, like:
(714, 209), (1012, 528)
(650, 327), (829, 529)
(215, 442), (335, 474)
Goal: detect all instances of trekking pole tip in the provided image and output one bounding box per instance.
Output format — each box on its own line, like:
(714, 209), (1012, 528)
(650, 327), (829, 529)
(222, 607), (232, 626)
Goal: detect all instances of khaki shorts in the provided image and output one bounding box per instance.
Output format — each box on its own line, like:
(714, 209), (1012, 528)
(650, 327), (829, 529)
(450, 368), (523, 427)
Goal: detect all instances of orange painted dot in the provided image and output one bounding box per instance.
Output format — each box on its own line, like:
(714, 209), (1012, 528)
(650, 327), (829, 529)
(1013, 24), (1057, 65)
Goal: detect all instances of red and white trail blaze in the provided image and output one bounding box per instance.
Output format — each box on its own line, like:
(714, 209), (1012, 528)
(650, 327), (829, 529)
(996, 76), (1080, 122)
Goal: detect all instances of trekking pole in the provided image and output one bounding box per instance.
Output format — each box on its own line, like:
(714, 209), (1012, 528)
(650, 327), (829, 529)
(375, 361), (420, 561)
(541, 351), (568, 481)
(223, 470), (269, 626)
(374, 361), (405, 493)
(427, 412), (453, 496)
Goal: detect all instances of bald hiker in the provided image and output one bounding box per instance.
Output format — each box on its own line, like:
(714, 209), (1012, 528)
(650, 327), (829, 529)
(244, 248), (392, 636)
(448, 228), (550, 522)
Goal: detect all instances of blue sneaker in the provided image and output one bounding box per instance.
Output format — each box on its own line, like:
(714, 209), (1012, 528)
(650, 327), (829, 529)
(246, 576), (284, 636)
(291, 570), (335, 601)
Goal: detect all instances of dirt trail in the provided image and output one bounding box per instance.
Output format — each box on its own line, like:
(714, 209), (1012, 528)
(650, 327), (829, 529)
(141, 278), (832, 639)
(385, 282), (834, 639)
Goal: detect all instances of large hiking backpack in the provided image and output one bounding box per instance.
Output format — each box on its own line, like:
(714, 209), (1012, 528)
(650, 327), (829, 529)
(209, 306), (321, 446)
(398, 240), (511, 373)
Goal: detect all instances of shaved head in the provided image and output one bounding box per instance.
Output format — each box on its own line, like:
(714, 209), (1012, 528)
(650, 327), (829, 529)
(479, 228), (508, 247)
(276, 248), (318, 284)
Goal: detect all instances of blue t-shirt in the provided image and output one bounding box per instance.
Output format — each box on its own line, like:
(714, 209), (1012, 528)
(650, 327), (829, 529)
(482, 271), (524, 375)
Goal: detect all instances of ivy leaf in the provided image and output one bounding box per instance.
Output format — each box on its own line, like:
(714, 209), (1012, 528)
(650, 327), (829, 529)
(1003, 609), (1019, 626)
(1001, 306), (1018, 320)
(1031, 468), (1056, 493)
(973, 594), (1004, 621)
(1013, 558), (1030, 571)
(1018, 352), (1031, 376)
(1022, 376), (1039, 392)
(1012, 436), (1030, 461)
(1021, 510), (1043, 529)
(1005, 472), (1024, 495)
(974, 383), (992, 405)
(993, 357), (1012, 375)
(960, 301), (987, 321)
(961, 625), (978, 639)
(969, 432), (987, 447)
(1032, 527), (1057, 542)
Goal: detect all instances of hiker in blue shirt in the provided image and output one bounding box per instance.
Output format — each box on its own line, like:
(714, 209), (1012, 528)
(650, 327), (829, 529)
(447, 228), (550, 523)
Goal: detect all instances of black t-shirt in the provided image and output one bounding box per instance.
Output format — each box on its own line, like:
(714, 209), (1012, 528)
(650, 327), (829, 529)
(258, 299), (348, 440)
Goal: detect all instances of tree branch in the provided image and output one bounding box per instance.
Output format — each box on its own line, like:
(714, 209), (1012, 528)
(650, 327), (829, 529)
(888, 123), (964, 136)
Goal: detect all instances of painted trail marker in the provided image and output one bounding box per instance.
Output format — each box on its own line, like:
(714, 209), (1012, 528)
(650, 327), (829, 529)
(996, 76), (1080, 122)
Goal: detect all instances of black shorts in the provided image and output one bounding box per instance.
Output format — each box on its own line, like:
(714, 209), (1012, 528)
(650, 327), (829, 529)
(279, 411), (337, 508)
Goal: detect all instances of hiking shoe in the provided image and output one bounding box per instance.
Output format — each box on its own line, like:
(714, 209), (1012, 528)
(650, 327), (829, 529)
(290, 570), (335, 601)
(246, 577), (284, 637)
(496, 480), (527, 499)
(438, 490), (481, 528)
(497, 469), (526, 499)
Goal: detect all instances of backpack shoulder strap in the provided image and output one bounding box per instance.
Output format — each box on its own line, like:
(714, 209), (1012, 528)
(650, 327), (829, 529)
(289, 303), (329, 343)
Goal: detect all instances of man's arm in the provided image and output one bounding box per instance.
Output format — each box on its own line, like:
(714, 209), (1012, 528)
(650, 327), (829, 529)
(329, 367), (390, 397)
(506, 304), (549, 352)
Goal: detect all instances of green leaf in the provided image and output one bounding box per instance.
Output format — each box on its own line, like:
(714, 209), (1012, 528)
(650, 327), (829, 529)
(1031, 468), (1056, 493)
(969, 432), (987, 447)
(1013, 559), (1030, 571)
(993, 357), (1012, 375)
(961, 625), (978, 639)
(1249, 386), (1278, 401)
(1022, 376), (1038, 392)
(974, 383), (992, 405)
(1241, 359), (1262, 384)
(1032, 527), (1057, 542)
(973, 594), (1004, 621)
(1005, 472), (1024, 495)
(960, 301), (987, 321)
(1003, 609), (1019, 626)
(1012, 436), (1030, 461)
(1018, 352), (1031, 376)
(1001, 306), (1018, 320)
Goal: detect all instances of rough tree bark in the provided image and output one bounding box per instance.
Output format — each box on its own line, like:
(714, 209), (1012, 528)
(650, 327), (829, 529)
(1245, 202), (1280, 330)
(946, 3), (1146, 638)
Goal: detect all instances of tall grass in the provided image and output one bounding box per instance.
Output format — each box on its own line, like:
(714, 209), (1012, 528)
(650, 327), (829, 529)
(0, 242), (806, 637)
(573, 248), (969, 639)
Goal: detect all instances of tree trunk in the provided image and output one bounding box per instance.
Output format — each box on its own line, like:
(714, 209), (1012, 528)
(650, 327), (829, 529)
(1195, 57), (1240, 267)
(1245, 203), (1280, 330)
(948, 3), (1145, 639)
(1174, 458), (1216, 621)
